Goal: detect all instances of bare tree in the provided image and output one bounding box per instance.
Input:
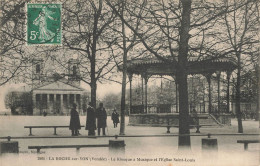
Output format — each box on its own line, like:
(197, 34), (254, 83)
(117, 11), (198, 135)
(0, 0), (59, 86)
(119, 1), (128, 135)
(105, 0), (193, 147)
(63, 0), (117, 108)
(4, 91), (33, 115)
(217, 0), (259, 133)
(106, 0), (257, 148)
(252, 52), (259, 121)
(0, 0), (30, 86)
(108, 0), (146, 135)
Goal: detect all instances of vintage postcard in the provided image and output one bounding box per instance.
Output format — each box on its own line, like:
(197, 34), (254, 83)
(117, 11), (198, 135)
(0, 0), (259, 166)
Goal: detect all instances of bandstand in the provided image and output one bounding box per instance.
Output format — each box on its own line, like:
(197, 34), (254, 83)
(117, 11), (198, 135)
(119, 57), (237, 126)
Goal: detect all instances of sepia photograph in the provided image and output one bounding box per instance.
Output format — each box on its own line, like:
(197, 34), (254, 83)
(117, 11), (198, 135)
(0, 0), (259, 165)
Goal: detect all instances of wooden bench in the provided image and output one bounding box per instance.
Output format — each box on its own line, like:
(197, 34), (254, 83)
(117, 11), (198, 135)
(162, 116), (212, 133)
(28, 144), (109, 153)
(237, 140), (260, 150)
(24, 125), (84, 136)
(163, 124), (215, 133)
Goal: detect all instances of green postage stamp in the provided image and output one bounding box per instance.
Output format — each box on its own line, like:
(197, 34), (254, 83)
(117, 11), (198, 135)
(27, 3), (62, 45)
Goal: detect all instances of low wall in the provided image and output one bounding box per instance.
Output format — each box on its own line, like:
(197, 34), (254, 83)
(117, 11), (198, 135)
(129, 114), (179, 126)
(128, 113), (232, 126)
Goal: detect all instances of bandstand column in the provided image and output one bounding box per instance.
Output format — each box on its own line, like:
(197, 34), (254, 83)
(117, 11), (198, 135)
(176, 82), (178, 113)
(145, 78), (148, 113)
(142, 74), (150, 113)
(141, 77), (144, 105)
(128, 73), (133, 114)
(203, 81), (206, 113)
(205, 73), (212, 113)
(191, 76), (194, 111)
(216, 71), (221, 113)
(172, 76), (179, 113)
(226, 71), (231, 113)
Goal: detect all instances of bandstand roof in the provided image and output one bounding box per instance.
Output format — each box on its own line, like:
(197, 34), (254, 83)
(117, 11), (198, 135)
(119, 57), (237, 76)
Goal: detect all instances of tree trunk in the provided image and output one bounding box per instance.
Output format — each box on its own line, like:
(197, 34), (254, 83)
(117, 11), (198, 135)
(178, 0), (191, 148)
(178, 73), (190, 148)
(90, 60), (97, 109)
(120, 1), (127, 135)
(255, 65), (259, 121)
(120, 69), (126, 135)
(176, 81), (178, 113)
(90, 1), (101, 109)
(236, 54), (243, 133)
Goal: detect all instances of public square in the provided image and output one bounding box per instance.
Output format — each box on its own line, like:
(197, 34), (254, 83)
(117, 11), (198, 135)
(0, 115), (259, 166)
(1, 0), (259, 166)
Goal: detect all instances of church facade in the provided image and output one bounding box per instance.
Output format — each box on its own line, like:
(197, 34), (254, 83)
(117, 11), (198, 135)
(31, 58), (88, 115)
(32, 79), (85, 115)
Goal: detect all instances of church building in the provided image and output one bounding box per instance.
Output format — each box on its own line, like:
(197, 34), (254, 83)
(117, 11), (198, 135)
(31, 58), (88, 115)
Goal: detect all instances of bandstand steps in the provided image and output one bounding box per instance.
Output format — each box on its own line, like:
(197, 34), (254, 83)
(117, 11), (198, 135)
(208, 114), (224, 126)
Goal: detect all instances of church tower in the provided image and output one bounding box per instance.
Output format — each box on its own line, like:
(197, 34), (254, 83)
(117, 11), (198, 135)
(68, 58), (80, 86)
(32, 58), (44, 88)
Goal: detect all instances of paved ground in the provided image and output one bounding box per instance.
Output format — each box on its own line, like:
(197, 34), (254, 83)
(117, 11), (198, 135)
(0, 115), (259, 166)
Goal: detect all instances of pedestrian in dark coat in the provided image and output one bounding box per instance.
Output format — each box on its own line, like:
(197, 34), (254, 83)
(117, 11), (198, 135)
(85, 102), (96, 136)
(111, 109), (119, 128)
(69, 103), (81, 136)
(96, 103), (107, 136)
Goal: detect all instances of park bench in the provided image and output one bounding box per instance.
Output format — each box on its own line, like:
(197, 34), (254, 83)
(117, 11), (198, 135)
(237, 140), (260, 150)
(162, 124), (215, 133)
(28, 144), (109, 153)
(161, 116), (213, 133)
(24, 125), (84, 136)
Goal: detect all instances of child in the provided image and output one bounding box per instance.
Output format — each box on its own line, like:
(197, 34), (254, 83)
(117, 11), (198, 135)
(111, 109), (119, 128)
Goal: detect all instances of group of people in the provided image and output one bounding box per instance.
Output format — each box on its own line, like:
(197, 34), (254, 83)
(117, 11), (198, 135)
(69, 102), (119, 136)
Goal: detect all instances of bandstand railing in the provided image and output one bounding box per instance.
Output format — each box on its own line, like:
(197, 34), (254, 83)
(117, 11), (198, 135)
(131, 104), (172, 114)
(131, 104), (230, 115)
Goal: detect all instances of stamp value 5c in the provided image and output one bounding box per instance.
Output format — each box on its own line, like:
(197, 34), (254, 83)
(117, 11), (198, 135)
(27, 3), (62, 45)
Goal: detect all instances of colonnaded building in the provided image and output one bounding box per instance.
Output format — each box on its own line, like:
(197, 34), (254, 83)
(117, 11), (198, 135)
(31, 58), (88, 115)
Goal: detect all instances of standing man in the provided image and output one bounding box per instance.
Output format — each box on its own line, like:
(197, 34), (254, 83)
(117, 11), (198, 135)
(69, 103), (81, 136)
(96, 103), (107, 136)
(85, 102), (96, 136)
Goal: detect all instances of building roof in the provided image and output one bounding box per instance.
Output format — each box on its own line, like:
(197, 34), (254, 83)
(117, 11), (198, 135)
(32, 78), (85, 92)
(118, 57), (237, 76)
